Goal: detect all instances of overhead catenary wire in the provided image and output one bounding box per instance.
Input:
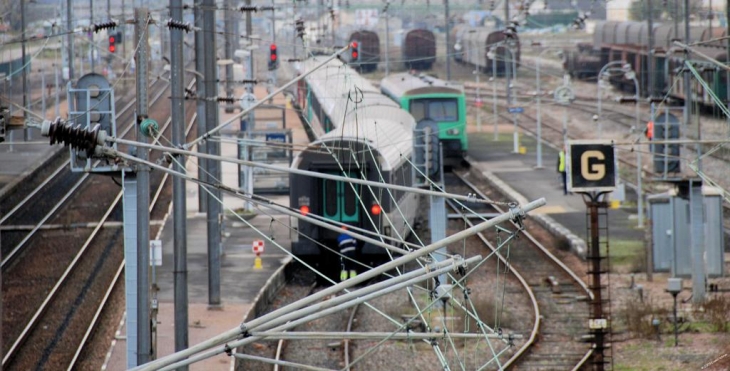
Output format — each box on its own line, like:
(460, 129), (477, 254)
(131, 197), (544, 371)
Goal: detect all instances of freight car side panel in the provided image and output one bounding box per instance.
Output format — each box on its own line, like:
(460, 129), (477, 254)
(403, 29), (436, 70)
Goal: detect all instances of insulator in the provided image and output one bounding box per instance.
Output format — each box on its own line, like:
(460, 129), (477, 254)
(91, 21), (118, 33)
(166, 19), (194, 33)
(218, 96), (236, 104)
(46, 118), (101, 157)
(239, 5), (259, 12)
(139, 118), (159, 138)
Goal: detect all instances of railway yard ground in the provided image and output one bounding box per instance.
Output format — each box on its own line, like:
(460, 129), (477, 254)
(3, 30), (730, 370)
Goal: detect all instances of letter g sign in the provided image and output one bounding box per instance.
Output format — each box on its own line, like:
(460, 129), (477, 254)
(568, 141), (616, 192)
(581, 151), (605, 180)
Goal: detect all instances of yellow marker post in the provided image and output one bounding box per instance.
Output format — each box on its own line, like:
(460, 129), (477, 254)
(254, 253), (263, 269)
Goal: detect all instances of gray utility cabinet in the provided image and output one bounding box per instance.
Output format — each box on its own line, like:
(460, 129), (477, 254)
(648, 188), (725, 278)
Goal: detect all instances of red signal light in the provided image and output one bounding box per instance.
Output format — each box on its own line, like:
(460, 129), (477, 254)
(351, 41), (358, 48)
(352, 51), (358, 59)
(370, 204), (381, 215)
(110, 45), (116, 53)
(300, 205), (310, 215)
(268, 44), (278, 70)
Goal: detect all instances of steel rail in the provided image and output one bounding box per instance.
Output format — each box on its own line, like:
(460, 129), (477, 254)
(1, 192), (123, 366)
(0, 174), (88, 268)
(2, 72), (173, 367)
(67, 77), (199, 370)
(343, 301), (361, 370)
(0, 78), (170, 269)
(273, 282), (318, 371)
(451, 171), (593, 370)
(442, 197), (539, 370)
(0, 92), (139, 224)
(65, 259), (125, 370)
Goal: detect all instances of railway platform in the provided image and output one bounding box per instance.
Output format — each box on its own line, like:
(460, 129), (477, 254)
(466, 126), (645, 256)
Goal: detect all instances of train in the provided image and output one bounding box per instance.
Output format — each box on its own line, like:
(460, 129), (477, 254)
(402, 29), (436, 70)
(290, 57), (420, 280)
(380, 72), (468, 162)
(566, 20), (728, 110)
(451, 23), (521, 76)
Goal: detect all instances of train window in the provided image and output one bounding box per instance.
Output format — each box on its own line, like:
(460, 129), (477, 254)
(409, 100), (427, 122)
(428, 98), (458, 122)
(322, 172), (360, 222)
(343, 183), (359, 220)
(323, 178), (338, 218)
(409, 98), (458, 122)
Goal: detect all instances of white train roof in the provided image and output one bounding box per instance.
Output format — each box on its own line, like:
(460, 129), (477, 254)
(298, 58), (416, 171)
(380, 72), (464, 100)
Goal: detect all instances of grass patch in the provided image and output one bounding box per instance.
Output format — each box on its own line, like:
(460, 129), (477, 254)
(606, 239), (644, 271)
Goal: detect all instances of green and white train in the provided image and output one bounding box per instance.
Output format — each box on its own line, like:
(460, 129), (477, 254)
(380, 72), (468, 162)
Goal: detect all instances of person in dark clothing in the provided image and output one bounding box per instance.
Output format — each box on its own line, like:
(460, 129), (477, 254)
(337, 226), (358, 281)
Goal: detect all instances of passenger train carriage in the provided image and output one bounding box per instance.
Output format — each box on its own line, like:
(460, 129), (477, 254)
(380, 72), (468, 161)
(291, 57), (419, 280)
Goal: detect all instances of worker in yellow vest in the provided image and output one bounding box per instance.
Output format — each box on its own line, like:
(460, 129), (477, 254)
(557, 147), (567, 195)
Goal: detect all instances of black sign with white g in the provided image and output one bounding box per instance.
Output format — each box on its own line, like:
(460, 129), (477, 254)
(567, 141), (617, 192)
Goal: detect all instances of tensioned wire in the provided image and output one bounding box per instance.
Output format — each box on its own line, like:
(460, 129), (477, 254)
(335, 118), (519, 369)
(147, 144), (517, 370)
(121, 128), (520, 369)
(683, 61), (730, 204)
(188, 75), (510, 370)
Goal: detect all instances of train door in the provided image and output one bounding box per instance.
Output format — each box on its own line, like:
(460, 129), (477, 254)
(322, 171), (360, 224)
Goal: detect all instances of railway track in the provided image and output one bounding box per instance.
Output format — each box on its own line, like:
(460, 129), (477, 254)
(1, 69), (198, 370)
(461, 85), (730, 234)
(445, 171), (593, 370)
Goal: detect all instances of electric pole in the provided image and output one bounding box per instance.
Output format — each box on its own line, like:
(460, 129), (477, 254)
(203, 0), (222, 307)
(67, 0), (75, 81)
(194, 0), (208, 212)
(134, 7), (152, 365)
(169, 0), (189, 364)
(90, 0), (95, 72)
(684, 0), (706, 304)
(647, 0), (655, 98)
(21, 0), (29, 141)
(224, 0), (235, 112)
(384, 2), (390, 76)
(444, 0), (450, 80)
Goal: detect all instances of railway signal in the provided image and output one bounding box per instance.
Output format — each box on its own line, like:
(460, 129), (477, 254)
(0, 105), (8, 143)
(108, 34), (116, 53)
(350, 41), (359, 62)
(268, 44), (278, 71)
(651, 112), (681, 174)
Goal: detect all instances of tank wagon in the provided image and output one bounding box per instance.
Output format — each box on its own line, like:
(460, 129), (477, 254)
(291, 57), (419, 280)
(569, 20), (728, 109)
